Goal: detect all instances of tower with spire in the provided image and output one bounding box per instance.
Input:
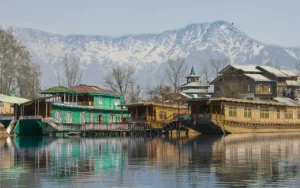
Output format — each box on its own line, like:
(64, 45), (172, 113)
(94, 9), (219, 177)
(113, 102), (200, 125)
(178, 66), (211, 98)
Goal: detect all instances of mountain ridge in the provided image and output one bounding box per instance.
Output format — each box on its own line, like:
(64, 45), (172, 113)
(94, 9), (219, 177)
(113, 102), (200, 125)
(3, 20), (300, 88)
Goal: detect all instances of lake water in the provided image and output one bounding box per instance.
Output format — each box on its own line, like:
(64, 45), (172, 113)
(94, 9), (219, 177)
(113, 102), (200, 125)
(1, 131), (300, 188)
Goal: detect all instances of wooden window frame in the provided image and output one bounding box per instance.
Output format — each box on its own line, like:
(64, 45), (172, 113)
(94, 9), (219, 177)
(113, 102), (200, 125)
(244, 108), (252, 118)
(229, 107), (237, 117)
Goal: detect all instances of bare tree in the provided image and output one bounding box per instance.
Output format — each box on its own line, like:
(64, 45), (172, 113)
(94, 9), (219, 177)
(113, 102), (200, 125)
(127, 82), (141, 103)
(103, 64), (136, 96)
(201, 61), (212, 84)
(62, 54), (83, 87)
(210, 58), (229, 78)
(0, 27), (41, 99)
(165, 58), (187, 93)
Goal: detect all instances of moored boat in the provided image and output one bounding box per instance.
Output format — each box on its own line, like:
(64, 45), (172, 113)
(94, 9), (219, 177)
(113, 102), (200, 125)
(183, 97), (300, 134)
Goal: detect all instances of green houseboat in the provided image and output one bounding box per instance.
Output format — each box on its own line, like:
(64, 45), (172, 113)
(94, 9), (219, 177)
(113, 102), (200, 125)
(41, 84), (129, 125)
(3, 84), (128, 136)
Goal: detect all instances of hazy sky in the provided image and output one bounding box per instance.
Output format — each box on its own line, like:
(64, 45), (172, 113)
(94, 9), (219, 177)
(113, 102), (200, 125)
(0, 0), (299, 46)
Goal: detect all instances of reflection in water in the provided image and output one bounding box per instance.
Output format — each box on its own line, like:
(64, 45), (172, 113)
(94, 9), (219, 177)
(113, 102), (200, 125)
(1, 131), (300, 187)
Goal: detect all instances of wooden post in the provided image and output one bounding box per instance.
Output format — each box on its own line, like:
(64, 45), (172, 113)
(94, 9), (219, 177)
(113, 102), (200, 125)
(135, 107), (138, 120)
(37, 100), (39, 117)
(146, 106), (148, 121)
(46, 102), (48, 118)
(35, 101), (37, 117)
(76, 94), (78, 105)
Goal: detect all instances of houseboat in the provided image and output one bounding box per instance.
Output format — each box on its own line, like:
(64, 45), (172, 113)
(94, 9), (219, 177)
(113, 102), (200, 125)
(122, 102), (189, 130)
(5, 84), (129, 136)
(184, 97), (300, 134)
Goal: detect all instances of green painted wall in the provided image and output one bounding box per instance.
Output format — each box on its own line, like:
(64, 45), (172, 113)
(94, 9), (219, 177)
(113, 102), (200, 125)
(51, 93), (128, 124)
(52, 105), (128, 124)
(92, 94), (124, 110)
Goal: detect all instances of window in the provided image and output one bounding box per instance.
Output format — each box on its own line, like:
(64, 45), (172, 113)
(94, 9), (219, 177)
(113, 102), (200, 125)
(297, 111), (300, 119)
(80, 112), (86, 124)
(159, 111), (167, 120)
(285, 110), (293, 119)
(260, 109), (269, 119)
(109, 114), (114, 123)
(66, 112), (72, 123)
(248, 85), (251, 92)
(90, 113), (94, 122)
(98, 114), (102, 122)
(98, 96), (103, 104)
(244, 108), (251, 118)
(229, 107), (237, 117)
(277, 109), (280, 119)
(55, 111), (61, 122)
(114, 98), (119, 105)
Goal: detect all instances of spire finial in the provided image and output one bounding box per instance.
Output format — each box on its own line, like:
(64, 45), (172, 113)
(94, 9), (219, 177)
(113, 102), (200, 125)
(190, 66), (196, 75)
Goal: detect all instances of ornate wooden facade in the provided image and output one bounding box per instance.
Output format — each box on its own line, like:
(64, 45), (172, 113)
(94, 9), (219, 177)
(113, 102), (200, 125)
(184, 97), (300, 134)
(123, 102), (189, 129)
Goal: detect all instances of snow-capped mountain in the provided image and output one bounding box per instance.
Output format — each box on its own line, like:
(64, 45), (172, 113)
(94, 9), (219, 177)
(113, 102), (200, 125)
(5, 20), (300, 88)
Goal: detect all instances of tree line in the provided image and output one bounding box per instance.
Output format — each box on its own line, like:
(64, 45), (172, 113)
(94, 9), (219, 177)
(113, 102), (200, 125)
(0, 28), (41, 99)
(103, 57), (230, 103)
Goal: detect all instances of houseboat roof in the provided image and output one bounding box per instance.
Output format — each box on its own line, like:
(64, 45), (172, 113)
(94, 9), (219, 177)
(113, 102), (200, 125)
(186, 97), (286, 106)
(220, 65), (262, 74)
(286, 80), (300, 87)
(244, 74), (274, 82)
(122, 102), (188, 109)
(40, 85), (76, 94)
(257, 66), (297, 78)
(70, 84), (116, 95)
(273, 97), (300, 107)
(0, 96), (30, 105)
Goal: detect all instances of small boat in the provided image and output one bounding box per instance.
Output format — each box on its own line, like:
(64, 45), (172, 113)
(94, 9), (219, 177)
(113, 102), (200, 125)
(67, 132), (81, 136)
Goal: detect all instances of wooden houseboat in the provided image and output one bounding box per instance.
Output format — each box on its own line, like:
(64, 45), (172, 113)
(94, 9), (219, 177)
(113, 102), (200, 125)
(183, 97), (300, 134)
(4, 84), (129, 136)
(122, 102), (189, 130)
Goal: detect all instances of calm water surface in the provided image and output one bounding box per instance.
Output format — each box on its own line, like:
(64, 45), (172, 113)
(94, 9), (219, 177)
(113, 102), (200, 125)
(1, 131), (300, 188)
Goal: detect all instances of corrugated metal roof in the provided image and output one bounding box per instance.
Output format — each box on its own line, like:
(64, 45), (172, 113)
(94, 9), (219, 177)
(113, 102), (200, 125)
(244, 74), (274, 82)
(179, 92), (192, 98)
(258, 66), (297, 77)
(273, 97), (300, 106)
(286, 80), (300, 86)
(71, 84), (116, 95)
(231, 65), (262, 73)
(0, 96), (30, 105)
(181, 88), (209, 94)
(40, 86), (75, 94)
